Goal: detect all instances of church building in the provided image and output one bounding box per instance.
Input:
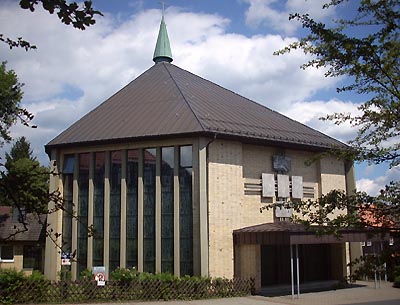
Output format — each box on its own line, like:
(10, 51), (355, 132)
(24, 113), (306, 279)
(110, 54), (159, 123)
(44, 12), (366, 292)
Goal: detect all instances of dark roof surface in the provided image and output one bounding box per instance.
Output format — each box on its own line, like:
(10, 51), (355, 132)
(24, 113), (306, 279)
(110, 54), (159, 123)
(0, 206), (46, 242)
(234, 222), (311, 233)
(47, 62), (346, 150)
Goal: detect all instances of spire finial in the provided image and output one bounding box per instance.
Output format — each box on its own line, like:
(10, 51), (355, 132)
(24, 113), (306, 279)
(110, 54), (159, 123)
(153, 1), (173, 63)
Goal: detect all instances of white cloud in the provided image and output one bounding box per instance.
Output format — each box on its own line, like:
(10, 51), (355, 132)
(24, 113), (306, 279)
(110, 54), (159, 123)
(243, 0), (336, 35)
(283, 99), (362, 143)
(356, 166), (400, 196)
(175, 32), (337, 111)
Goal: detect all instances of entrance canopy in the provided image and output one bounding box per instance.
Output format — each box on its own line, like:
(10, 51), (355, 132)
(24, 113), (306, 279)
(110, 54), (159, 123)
(233, 222), (389, 245)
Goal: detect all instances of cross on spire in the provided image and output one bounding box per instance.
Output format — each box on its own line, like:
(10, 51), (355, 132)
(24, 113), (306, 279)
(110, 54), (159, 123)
(153, 0), (173, 63)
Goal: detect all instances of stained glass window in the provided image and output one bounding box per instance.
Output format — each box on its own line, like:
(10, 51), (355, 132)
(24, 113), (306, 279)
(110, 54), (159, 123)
(143, 148), (156, 273)
(161, 147), (174, 273)
(110, 151), (121, 272)
(179, 146), (193, 276)
(77, 153), (89, 275)
(93, 152), (105, 267)
(127, 150), (138, 269)
(62, 155), (74, 256)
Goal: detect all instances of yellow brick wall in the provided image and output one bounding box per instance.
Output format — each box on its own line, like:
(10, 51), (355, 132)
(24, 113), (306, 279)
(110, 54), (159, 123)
(319, 156), (346, 195)
(208, 140), (245, 278)
(319, 157), (347, 220)
(207, 139), (348, 279)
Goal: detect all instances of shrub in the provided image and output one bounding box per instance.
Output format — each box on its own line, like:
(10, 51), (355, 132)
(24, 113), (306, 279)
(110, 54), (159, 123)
(26, 271), (50, 303)
(394, 275), (400, 288)
(0, 269), (26, 304)
(110, 267), (138, 282)
(152, 273), (179, 300)
(393, 265), (400, 277)
(58, 266), (72, 281)
(0, 268), (253, 304)
(28, 270), (48, 282)
(79, 268), (92, 281)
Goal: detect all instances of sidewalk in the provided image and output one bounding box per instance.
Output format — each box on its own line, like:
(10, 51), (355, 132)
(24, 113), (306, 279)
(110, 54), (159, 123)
(255, 280), (400, 305)
(70, 281), (400, 305)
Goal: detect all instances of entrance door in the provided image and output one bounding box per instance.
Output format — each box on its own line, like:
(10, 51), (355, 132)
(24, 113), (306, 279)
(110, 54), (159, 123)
(300, 244), (331, 282)
(261, 244), (332, 286)
(261, 245), (291, 285)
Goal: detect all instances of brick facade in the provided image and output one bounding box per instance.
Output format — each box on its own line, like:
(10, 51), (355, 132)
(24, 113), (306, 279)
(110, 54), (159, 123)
(207, 139), (352, 280)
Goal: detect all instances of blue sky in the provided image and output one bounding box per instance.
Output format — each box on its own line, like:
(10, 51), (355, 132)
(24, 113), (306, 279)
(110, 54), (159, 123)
(0, 0), (398, 195)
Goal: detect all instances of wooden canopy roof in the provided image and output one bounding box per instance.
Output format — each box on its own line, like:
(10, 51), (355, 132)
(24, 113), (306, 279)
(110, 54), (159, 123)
(233, 222), (390, 245)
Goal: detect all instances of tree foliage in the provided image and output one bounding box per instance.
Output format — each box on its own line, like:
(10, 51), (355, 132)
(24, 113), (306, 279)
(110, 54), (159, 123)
(0, 138), (49, 240)
(275, 0), (400, 167)
(5, 136), (34, 163)
(0, 62), (35, 146)
(1, 158), (49, 212)
(19, 0), (102, 30)
(1, 0), (102, 51)
(271, 182), (400, 236)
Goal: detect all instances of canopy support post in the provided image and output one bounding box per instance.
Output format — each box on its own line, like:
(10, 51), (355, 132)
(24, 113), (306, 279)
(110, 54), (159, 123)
(296, 244), (300, 298)
(290, 245), (294, 299)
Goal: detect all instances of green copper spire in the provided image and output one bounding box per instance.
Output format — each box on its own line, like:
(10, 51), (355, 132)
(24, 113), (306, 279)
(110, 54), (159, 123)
(153, 9), (173, 64)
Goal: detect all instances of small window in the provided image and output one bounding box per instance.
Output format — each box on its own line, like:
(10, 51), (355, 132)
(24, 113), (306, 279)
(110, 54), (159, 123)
(366, 241), (372, 247)
(0, 245), (14, 262)
(361, 241), (365, 247)
(389, 237), (394, 246)
(63, 155), (75, 174)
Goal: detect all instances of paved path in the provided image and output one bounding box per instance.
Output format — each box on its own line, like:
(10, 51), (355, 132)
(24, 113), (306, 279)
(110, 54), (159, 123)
(71, 281), (400, 305)
(255, 281), (400, 305)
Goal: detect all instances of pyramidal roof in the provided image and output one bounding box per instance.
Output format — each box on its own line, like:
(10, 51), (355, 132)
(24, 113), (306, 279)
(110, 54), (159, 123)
(46, 62), (346, 152)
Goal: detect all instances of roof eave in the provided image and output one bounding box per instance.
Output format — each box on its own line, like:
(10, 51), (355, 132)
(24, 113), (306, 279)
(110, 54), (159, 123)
(45, 130), (348, 159)
(44, 131), (215, 158)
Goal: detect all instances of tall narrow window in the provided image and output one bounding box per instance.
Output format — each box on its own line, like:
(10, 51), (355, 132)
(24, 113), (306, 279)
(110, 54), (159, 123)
(110, 151), (121, 273)
(161, 147), (174, 273)
(77, 153), (89, 275)
(93, 152), (105, 267)
(62, 155), (74, 256)
(179, 146), (193, 276)
(126, 150), (138, 269)
(143, 148), (156, 273)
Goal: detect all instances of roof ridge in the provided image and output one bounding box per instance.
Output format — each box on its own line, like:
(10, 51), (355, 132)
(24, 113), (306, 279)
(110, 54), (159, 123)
(163, 63), (207, 132)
